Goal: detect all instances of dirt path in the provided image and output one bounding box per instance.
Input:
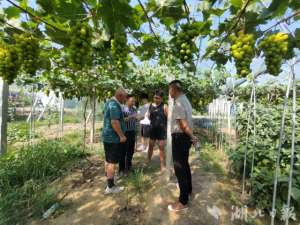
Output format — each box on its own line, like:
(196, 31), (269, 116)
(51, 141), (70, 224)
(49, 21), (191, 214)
(141, 152), (234, 225)
(27, 144), (249, 225)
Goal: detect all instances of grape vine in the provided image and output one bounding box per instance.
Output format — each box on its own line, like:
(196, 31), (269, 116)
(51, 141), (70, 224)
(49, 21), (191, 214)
(258, 32), (289, 76)
(174, 22), (200, 65)
(68, 23), (93, 70)
(229, 32), (255, 78)
(14, 33), (40, 76)
(111, 35), (129, 72)
(0, 41), (20, 84)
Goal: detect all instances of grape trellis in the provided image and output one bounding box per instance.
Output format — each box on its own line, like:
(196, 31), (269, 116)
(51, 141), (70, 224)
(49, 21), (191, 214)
(0, 0), (299, 224)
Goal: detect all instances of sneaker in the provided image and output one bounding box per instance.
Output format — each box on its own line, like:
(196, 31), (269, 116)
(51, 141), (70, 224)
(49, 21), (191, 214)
(168, 202), (188, 212)
(136, 145), (144, 152)
(104, 186), (125, 195)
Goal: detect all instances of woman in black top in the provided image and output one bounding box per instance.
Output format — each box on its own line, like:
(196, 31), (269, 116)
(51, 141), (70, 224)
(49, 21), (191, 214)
(146, 90), (168, 171)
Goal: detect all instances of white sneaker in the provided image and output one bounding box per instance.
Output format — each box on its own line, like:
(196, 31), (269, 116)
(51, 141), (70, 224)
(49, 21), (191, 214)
(137, 145), (144, 151)
(104, 186), (125, 195)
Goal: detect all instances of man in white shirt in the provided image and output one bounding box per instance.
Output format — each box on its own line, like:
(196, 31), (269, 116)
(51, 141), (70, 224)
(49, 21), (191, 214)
(167, 80), (197, 212)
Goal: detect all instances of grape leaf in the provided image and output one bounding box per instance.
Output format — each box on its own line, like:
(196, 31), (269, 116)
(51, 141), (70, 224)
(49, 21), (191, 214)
(147, 0), (185, 27)
(36, 0), (87, 21)
(295, 28), (300, 49)
(263, 0), (289, 18)
(244, 12), (267, 33)
(290, 0), (300, 10)
(44, 26), (70, 46)
(291, 188), (300, 203)
(202, 8), (227, 20)
(98, 0), (141, 34)
(231, 0), (243, 8)
(4, 6), (21, 19)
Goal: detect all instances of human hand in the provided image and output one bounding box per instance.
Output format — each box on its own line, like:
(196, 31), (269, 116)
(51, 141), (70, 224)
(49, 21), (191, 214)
(120, 135), (127, 143)
(191, 135), (198, 146)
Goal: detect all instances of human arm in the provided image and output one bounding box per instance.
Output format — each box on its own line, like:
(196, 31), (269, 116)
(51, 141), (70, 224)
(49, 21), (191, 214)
(111, 120), (126, 142)
(164, 104), (168, 117)
(174, 100), (197, 144)
(124, 113), (137, 121)
(110, 104), (126, 143)
(177, 119), (197, 144)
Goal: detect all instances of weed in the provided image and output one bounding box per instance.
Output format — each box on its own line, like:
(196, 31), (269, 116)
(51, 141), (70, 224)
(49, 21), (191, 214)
(0, 140), (86, 225)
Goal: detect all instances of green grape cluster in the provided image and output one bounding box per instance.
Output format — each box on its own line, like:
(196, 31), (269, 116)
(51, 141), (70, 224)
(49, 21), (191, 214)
(14, 33), (40, 75)
(0, 42), (20, 84)
(111, 35), (129, 71)
(69, 23), (93, 70)
(229, 32), (255, 78)
(175, 23), (199, 64)
(258, 32), (289, 76)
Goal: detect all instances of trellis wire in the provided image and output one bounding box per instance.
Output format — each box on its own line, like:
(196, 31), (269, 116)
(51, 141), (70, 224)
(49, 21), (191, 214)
(241, 83), (255, 197)
(284, 60), (297, 225)
(207, 97), (232, 151)
(270, 70), (293, 225)
(250, 80), (257, 179)
(29, 85), (35, 145)
(59, 92), (64, 139)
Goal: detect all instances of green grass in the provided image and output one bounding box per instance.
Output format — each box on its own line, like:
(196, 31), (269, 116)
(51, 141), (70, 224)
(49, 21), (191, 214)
(63, 131), (83, 145)
(7, 121), (37, 144)
(0, 140), (87, 225)
(63, 113), (82, 124)
(126, 168), (151, 194)
(199, 144), (226, 176)
(7, 112), (84, 145)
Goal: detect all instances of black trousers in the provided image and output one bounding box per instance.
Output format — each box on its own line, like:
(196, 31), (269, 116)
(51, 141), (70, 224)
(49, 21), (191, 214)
(172, 133), (192, 205)
(119, 130), (136, 172)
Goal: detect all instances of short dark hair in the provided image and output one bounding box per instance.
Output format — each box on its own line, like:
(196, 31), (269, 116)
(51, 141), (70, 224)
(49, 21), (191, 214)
(127, 94), (135, 99)
(154, 90), (164, 98)
(169, 80), (183, 91)
(140, 93), (148, 99)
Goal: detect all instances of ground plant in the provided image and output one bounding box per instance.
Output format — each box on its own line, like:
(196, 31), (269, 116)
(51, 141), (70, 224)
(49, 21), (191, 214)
(0, 0), (299, 224)
(0, 140), (87, 225)
(229, 102), (300, 213)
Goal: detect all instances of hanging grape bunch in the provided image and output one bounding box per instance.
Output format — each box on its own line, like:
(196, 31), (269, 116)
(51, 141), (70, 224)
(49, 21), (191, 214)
(258, 32), (289, 76)
(0, 41), (20, 84)
(111, 35), (129, 72)
(229, 31), (255, 78)
(175, 22), (199, 64)
(68, 23), (93, 70)
(14, 33), (40, 75)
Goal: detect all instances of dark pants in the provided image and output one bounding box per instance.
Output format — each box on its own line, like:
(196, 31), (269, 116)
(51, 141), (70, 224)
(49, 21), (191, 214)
(119, 130), (136, 172)
(172, 133), (192, 205)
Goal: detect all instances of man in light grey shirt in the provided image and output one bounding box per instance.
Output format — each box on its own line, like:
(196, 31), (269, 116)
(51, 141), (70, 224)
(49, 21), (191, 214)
(168, 80), (197, 212)
(171, 94), (193, 134)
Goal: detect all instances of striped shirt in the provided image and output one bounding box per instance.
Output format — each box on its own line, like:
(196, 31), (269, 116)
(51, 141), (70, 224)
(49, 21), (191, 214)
(123, 106), (137, 131)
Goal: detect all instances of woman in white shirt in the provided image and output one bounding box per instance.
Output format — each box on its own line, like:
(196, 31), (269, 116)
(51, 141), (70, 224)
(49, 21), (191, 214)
(137, 94), (150, 152)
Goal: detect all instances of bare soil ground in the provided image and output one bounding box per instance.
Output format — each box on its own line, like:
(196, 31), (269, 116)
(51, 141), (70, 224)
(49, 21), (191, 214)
(26, 146), (254, 225)
(24, 125), (293, 225)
